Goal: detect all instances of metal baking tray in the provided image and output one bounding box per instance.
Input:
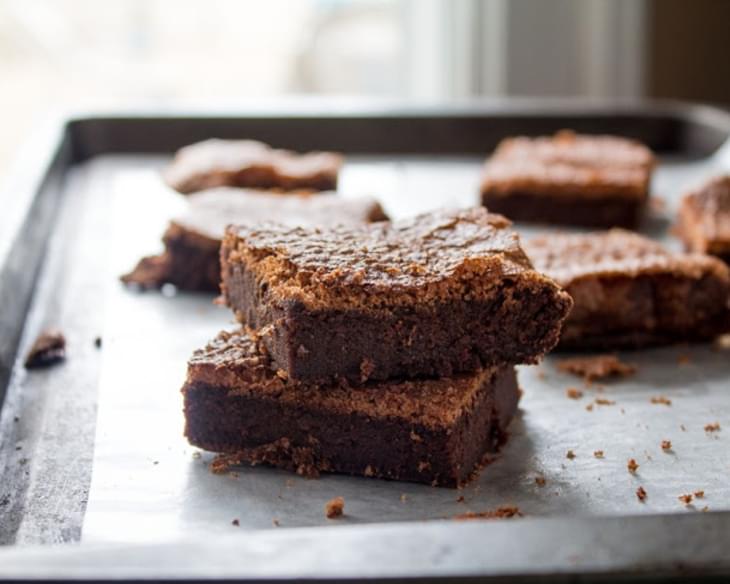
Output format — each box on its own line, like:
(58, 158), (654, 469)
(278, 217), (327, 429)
(2, 101), (730, 582)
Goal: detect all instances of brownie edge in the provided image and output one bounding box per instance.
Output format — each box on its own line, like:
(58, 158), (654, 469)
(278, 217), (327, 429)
(221, 207), (573, 382)
(182, 330), (520, 487)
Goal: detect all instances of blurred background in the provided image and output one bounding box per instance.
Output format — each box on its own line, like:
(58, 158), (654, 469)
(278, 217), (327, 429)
(1, 0), (729, 176)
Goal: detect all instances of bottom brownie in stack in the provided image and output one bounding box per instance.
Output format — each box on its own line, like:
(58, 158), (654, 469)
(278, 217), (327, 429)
(182, 330), (520, 487)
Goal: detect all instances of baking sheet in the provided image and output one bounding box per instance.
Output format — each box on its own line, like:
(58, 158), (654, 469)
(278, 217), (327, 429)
(81, 153), (730, 544)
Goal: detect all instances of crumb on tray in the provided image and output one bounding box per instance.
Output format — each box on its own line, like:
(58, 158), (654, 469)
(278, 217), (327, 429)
(593, 450), (605, 459)
(636, 486), (647, 502)
(566, 387), (583, 399)
(679, 493), (694, 506)
(627, 458), (639, 474)
(650, 395), (672, 406)
(556, 354), (636, 382)
(325, 496), (345, 519)
(704, 422), (721, 433)
(454, 505), (522, 520)
(661, 440), (672, 451)
(566, 450), (576, 460)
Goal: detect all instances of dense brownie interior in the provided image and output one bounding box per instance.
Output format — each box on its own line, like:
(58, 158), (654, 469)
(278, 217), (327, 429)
(526, 229), (730, 349)
(164, 139), (343, 194)
(182, 330), (520, 487)
(221, 207), (572, 382)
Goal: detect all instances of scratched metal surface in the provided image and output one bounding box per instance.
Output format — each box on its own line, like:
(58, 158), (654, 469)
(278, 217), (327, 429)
(66, 151), (730, 544)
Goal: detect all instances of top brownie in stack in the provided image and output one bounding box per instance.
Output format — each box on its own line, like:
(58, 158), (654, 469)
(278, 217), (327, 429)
(164, 139), (343, 194)
(220, 207), (573, 383)
(526, 229), (730, 349)
(481, 130), (655, 228)
(675, 175), (730, 264)
(122, 188), (387, 292)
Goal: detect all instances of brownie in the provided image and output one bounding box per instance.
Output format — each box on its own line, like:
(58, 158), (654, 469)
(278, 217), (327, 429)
(525, 229), (730, 349)
(220, 207), (573, 383)
(122, 189), (387, 292)
(481, 130), (655, 228)
(675, 175), (730, 264)
(182, 330), (520, 487)
(163, 139), (343, 194)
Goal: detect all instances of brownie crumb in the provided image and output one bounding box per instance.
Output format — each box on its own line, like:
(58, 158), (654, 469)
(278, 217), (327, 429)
(704, 422), (721, 433)
(454, 505), (522, 520)
(585, 403), (594, 412)
(231, 518), (240, 526)
(566, 450), (576, 460)
(636, 486), (647, 501)
(595, 398), (616, 406)
(694, 490), (705, 499)
(535, 476), (546, 487)
(679, 493), (693, 506)
(593, 450), (605, 459)
(566, 387), (583, 399)
(650, 395), (672, 406)
(701, 505), (710, 512)
(661, 440), (672, 451)
(24, 329), (66, 369)
(456, 495), (465, 503)
(557, 355), (636, 382)
(325, 496), (345, 519)
(627, 458), (639, 474)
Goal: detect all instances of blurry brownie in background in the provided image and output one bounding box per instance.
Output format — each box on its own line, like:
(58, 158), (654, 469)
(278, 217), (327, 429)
(526, 229), (730, 349)
(675, 175), (730, 264)
(122, 189), (387, 292)
(182, 329), (520, 487)
(164, 139), (343, 194)
(221, 207), (572, 383)
(481, 130), (655, 228)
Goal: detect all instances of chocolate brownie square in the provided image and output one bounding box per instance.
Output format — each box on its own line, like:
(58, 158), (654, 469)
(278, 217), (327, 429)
(122, 189), (387, 292)
(164, 139), (343, 194)
(676, 175), (730, 264)
(525, 229), (730, 349)
(182, 330), (520, 487)
(481, 130), (655, 228)
(221, 207), (572, 383)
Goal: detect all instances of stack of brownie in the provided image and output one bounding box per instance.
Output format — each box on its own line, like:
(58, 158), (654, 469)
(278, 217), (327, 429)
(182, 207), (573, 487)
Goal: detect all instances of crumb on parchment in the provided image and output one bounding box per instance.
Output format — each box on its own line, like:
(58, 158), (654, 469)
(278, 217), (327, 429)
(454, 506), (522, 520)
(557, 354), (636, 382)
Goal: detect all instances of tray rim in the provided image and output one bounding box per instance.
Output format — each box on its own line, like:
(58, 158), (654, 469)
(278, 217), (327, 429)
(2, 98), (730, 582)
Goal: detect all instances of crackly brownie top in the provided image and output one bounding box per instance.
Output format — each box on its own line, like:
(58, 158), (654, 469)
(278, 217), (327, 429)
(164, 139), (343, 193)
(526, 229), (730, 286)
(174, 188), (387, 241)
(680, 175), (730, 246)
(482, 130), (655, 198)
(223, 207), (563, 310)
(186, 330), (503, 428)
